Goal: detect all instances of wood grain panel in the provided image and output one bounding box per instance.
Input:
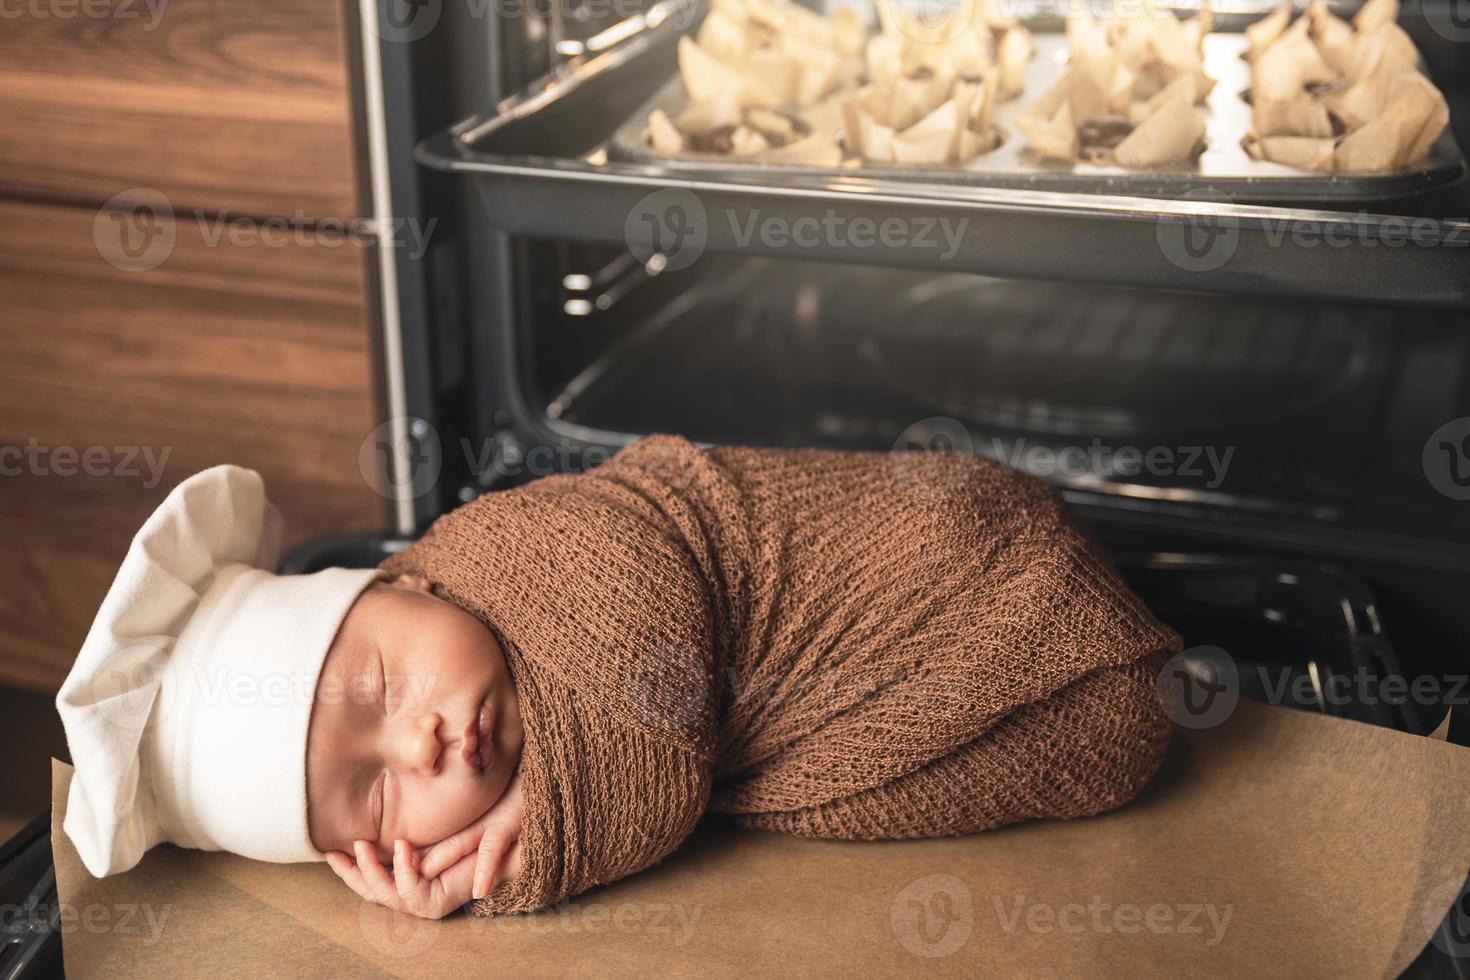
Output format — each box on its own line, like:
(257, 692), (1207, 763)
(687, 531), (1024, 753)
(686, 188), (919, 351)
(0, 198), (382, 691)
(0, 0), (360, 218)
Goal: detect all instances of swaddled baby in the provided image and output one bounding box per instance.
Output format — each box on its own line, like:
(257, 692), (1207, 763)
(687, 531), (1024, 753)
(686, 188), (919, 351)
(58, 434), (1178, 923)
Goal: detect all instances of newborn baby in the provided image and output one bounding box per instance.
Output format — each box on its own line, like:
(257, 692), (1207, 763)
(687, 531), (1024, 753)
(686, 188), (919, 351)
(57, 434), (1178, 923)
(305, 572), (527, 919)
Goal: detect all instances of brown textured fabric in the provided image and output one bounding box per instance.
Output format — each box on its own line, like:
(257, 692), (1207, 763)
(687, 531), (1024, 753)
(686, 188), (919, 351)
(377, 433), (1180, 915)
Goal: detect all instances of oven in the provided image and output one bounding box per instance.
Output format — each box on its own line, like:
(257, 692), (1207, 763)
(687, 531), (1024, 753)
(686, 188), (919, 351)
(343, 0), (1470, 673)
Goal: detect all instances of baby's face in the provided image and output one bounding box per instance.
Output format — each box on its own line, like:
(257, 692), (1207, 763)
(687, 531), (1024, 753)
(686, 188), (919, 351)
(306, 574), (523, 862)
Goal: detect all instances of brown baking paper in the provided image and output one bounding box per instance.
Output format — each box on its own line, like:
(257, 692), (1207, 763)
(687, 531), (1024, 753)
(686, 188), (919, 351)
(51, 699), (1470, 978)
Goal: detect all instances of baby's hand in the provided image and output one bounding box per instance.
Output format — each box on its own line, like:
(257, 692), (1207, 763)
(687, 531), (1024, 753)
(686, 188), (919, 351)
(419, 768), (524, 900)
(324, 770), (524, 919)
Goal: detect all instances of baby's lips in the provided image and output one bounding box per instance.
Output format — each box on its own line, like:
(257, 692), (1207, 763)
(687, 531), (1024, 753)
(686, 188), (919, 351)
(459, 700), (497, 771)
(459, 726), (479, 768)
(470, 701), (497, 771)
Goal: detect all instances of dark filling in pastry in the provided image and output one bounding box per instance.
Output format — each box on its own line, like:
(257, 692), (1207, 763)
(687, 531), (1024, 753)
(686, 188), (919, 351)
(688, 124), (740, 154)
(686, 112), (802, 155)
(1077, 114), (1136, 164)
(1078, 114), (1135, 149)
(1305, 78), (1350, 98)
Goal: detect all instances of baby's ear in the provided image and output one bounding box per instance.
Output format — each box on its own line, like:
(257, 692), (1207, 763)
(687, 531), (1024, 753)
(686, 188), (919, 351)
(383, 573), (434, 593)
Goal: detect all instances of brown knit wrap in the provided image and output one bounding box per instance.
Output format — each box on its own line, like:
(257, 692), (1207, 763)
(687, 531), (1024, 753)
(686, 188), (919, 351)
(377, 434), (1180, 916)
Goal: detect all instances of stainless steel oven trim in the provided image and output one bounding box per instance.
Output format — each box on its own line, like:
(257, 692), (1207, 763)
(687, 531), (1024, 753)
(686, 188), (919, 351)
(358, 0), (418, 536)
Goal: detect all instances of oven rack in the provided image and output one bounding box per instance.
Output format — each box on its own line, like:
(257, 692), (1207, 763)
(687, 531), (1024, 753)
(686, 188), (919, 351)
(417, 5), (1470, 310)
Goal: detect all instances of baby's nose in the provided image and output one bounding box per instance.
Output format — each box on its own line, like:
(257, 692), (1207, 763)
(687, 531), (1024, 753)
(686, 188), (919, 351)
(398, 711), (444, 774)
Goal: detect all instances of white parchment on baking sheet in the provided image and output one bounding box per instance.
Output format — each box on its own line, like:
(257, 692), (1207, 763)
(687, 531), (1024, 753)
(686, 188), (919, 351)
(51, 698), (1470, 978)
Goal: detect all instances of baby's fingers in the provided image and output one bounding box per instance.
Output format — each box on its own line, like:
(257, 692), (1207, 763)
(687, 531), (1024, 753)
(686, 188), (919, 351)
(418, 819), (484, 881)
(392, 840), (422, 903)
(354, 840), (399, 907)
(472, 828), (519, 900)
(325, 850), (372, 902)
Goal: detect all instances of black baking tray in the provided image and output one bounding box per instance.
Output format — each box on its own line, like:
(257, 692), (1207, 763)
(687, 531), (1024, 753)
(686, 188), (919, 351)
(605, 31), (1466, 204)
(417, 2), (1470, 309)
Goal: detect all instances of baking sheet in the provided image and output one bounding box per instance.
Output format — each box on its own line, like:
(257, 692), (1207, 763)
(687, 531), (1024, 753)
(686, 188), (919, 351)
(608, 31), (1466, 203)
(51, 698), (1470, 978)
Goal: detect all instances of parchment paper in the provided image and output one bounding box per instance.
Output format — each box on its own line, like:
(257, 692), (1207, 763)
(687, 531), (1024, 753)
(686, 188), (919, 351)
(50, 699), (1470, 978)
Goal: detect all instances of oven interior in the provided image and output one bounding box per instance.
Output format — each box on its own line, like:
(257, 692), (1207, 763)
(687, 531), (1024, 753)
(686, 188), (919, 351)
(381, 0), (1470, 703)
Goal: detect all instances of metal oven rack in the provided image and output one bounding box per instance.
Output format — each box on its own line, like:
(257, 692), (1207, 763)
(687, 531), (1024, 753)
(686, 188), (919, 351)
(417, 1), (1470, 310)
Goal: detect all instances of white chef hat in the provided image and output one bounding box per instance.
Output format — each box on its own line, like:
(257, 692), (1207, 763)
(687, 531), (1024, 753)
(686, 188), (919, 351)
(56, 464), (387, 878)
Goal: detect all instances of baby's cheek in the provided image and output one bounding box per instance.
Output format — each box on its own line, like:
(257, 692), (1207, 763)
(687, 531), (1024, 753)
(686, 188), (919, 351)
(399, 776), (485, 846)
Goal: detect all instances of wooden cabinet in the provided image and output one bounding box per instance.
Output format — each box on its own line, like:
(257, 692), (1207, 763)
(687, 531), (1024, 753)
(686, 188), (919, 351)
(0, 0), (359, 218)
(0, 0), (377, 692)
